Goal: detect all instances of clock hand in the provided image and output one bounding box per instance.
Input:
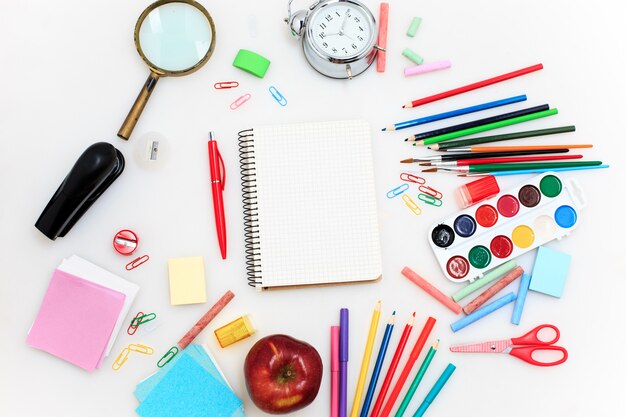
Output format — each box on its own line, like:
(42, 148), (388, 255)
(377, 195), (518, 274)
(340, 9), (350, 33)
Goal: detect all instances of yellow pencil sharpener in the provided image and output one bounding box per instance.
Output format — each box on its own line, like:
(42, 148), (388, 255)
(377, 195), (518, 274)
(214, 315), (256, 348)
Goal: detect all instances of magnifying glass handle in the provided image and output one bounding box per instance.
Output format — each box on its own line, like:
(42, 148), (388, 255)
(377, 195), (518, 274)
(118, 72), (160, 140)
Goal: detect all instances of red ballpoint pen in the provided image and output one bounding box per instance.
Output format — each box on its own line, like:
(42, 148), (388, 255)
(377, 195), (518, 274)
(208, 132), (227, 259)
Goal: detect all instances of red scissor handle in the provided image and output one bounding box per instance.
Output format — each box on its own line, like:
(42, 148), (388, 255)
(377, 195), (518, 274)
(511, 324), (560, 346)
(509, 345), (568, 366)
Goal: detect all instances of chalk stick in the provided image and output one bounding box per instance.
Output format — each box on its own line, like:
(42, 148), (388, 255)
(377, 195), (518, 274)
(452, 261), (517, 302)
(402, 267), (462, 314)
(402, 48), (424, 65)
(450, 292), (516, 332)
(462, 266), (523, 314)
(407, 16), (422, 37)
(511, 274), (532, 325)
(376, 3), (389, 72)
(404, 60), (451, 77)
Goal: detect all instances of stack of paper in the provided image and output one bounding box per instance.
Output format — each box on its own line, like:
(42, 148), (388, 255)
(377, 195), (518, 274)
(135, 344), (244, 417)
(26, 255), (139, 371)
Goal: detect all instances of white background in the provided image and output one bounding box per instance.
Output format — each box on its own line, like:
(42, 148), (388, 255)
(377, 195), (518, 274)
(2, 0), (626, 416)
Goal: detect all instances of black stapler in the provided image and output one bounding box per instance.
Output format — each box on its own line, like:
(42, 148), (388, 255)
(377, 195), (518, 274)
(35, 142), (125, 240)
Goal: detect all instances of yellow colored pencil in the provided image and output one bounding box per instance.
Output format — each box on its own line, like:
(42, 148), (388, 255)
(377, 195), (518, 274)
(350, 301), (382, 417)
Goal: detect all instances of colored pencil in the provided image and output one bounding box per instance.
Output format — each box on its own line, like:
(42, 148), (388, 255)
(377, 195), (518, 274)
(445, 143), (592, 153)
(405, 104), (549, 142)
(429, 125), (576, 150)
(402, 63), (543, 108)
(350, 301), (382, 417)
(360, 312), (395, 417)
(384, 95), (526, 131)
(394, 340), (439, 417)
(412, 363), (457, 417)
(369, 313), (416, 417)
(423, 160), (603, 173)
(401, 148), (569, 164)
(378, 316), (437, 417)
(423, 154), (582, 167)
(331, 326), (340, 417)
(459, 164), (610, 177)
(414, 109), (559, 147)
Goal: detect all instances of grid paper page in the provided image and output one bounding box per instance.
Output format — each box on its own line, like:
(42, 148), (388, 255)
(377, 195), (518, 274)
(252, 120), (382, 288)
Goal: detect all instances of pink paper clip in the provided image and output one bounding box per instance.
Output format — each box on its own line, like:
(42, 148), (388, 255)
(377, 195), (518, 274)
(400, 172), (425, 184)
(419, 185), (443, 199)
(126, 255), (149, 271)
(230, 93), (251, 110)
(214, 81), (239, 89)
(127, 311), (144, 335)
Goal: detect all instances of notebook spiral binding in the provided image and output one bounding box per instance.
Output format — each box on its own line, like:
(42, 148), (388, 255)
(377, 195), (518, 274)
(238, 129), (262, 287)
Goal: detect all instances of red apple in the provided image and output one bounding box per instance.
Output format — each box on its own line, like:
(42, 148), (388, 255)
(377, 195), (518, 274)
(244, 334), (323, 414)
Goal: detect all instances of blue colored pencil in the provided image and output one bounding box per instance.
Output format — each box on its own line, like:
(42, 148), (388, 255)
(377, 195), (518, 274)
(461, 164), (610, 177)
(382, 95), (527, 131)
(359, 312), (395, 417)
(412, 363), (457, 417)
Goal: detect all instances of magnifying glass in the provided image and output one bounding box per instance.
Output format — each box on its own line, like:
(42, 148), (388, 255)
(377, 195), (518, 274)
(118, 0), (216, 140)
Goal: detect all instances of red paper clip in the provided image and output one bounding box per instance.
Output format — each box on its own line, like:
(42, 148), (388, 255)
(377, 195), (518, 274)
(400, 172), (426, 184)
(419, 185), (443, 200)
(127, 311), (144, 335)
(230, 93), (251, 110)
(214, 81), (239, 89)
(126, 255), (149, 271)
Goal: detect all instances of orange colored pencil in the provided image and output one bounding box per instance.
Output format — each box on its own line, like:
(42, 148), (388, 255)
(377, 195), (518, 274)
(378, 316), (436, 417)
(446, 144), (593, 153)
(369, 313), (415, 417)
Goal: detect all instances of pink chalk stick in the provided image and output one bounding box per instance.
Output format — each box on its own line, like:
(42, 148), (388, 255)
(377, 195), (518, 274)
(463, 266), (524, 314)
(404, 60), (452, 77)
(401, 267), (462, 314)
(376, 3), (389, 72)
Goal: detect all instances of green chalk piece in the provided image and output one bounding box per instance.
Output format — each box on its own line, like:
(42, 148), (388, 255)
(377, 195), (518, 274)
(407, 16), (422, 37)
(402, 48), (424, 65)
(452, 260), (517, 302)
(232, 49), (271, 78)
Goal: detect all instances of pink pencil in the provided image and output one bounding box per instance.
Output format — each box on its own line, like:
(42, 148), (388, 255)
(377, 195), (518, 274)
(402, 267), (462, 314)
(331, 326), (340, 417)
(376, 3), (389, 72)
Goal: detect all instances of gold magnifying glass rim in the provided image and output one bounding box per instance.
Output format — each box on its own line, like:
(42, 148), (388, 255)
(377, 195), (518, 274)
(134, 0), (216, 77)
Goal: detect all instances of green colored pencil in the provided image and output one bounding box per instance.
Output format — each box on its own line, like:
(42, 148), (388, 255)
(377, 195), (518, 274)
(430, 125), (576, 151)
(413, 109), (558, 147)
(423, 160), (603, 173)
(394, 340), (439, 417)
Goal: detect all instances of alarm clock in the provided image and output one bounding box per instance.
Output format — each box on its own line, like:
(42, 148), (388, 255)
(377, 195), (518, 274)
(286, 0), (381, 79)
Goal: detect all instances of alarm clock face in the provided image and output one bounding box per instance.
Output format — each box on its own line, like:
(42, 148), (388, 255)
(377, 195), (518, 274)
(309, 1), (375, 60)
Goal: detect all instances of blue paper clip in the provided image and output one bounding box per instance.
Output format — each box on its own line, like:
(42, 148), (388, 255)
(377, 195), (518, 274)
(269, 86), (287, 106)
(387, 183), (409, 198)
(418, 193), (443, 207)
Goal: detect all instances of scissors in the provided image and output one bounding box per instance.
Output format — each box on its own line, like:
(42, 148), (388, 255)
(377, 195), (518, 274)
(449, 324), (568, 366)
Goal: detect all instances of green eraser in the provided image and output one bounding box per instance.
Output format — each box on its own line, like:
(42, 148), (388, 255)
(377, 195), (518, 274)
(407, 16), (422, 37)
(232, 49), (271, 78)
(402, 48), (424, 65)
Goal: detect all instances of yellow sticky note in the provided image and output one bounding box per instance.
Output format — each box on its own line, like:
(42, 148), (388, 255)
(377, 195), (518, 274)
(168, 256), (207, 305)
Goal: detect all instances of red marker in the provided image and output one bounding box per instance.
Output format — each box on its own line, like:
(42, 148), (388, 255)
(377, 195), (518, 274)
(208, 132), (227, 259)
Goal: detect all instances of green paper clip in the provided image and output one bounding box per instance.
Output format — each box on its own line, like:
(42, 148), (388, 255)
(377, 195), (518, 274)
(418, 193), (442, 207)
(157, 346), (179, 368)
(131, 312), (157, 327)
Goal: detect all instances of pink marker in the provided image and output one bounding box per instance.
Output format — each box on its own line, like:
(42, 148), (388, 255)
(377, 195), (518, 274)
(404, 60), (452, 77)
(331, 326), (340, 417)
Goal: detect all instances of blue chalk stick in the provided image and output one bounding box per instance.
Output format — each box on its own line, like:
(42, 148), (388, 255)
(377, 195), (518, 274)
(450, 292), (516, 332)
(511, 274), (532, 325)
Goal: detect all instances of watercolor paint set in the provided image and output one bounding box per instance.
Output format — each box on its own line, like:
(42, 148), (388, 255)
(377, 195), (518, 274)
(428, 172), (585, 282)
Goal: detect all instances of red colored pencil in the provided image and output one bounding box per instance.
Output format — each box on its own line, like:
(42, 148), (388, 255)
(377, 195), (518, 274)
(402, 64), (543, 108)
(428, 154), (583, 167)
(378, 316), (436, 417)
(369, 313), (415, 417)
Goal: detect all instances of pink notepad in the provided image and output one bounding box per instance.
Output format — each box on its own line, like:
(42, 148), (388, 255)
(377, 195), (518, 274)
(27, 269), (125, 371)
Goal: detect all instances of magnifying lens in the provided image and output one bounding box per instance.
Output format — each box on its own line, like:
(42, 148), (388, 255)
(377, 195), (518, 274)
(118, 0), (216, 140)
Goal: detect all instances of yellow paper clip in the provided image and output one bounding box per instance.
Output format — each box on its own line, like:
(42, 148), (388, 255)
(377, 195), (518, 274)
(126, 254), (149, 270)
(214, 315), (256, 348)
(402, 194), (422, 215)
(418, 193), (443, 207)
(400, 172), (425, 184)
(387, 183), (409, 199)
(128, 344), (154, 355)
(112, 347), (131, 371)
(269, 86), (288, 106)
(230, 93), (252, 110)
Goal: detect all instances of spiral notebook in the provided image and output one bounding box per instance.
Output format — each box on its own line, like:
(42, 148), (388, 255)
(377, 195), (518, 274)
(239, 119), (382, 289)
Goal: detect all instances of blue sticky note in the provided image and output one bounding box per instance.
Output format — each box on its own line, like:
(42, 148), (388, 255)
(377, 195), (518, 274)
(529, 246), (571, 298)
(136, 352), (242, 417)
